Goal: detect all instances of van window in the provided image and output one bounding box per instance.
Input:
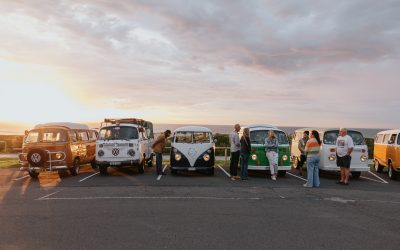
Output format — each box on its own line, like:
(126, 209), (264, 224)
(174, 132), (211, 144)
(382, 134), (390, 144)
(25, 129), (67, 143)
(250, 130), (289, 145)
(397, 134), (400, 145)
(99, 126), (139, 140)
(389, 134), (397, 144)
(323, 130), (365, 146)
(375, 134), (383, 144)
(89, 131), (98, 140)
(25, 131), (39, 143)
(78, 131), (89, 141)
(69, 131), (78, 142)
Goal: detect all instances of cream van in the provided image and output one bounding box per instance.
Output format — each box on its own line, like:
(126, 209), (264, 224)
(291, 128), (369, 178)
(170, 126), (215, 175)
(19, 122), (97, 178)
(95, 118), (154, 175)
(374, 129), (400, 179)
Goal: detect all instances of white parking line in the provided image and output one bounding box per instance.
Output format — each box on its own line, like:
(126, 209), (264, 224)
(286, 172), (307, 182)
(13, 175), (30, 181)
(360, 176), (385, 184)
(36, 190), (62, 200)
(78, 172), (99, 183)
(217, 165), (231, 178)
(157, 165), (168, 181)
(367, 171), (389, 184)
(38, 196), (262, 201)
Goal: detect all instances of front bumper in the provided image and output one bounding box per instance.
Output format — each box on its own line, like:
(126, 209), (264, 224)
(170, 165), (214, 171)
(248, 165), (291, 171)
(20, 165), (69, 171)
(96, 160), (140, 167)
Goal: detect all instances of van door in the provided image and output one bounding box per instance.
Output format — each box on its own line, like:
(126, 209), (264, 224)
(387, 134), (397, 165)
(77, 131), (90, 163)
(68, 131), (80, 165)
(381, 134), (391, 166)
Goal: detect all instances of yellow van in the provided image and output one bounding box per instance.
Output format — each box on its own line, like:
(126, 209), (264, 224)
(374, 129), (400, 179)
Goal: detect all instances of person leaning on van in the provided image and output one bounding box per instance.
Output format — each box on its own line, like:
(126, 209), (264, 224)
(336, 128), (354, 185)
(229, 124), (241, 180)
(265, 130), (279, 181)
(297, 130), (309, 176)
(152, 130), (171, 175)
(240, 128), (251, 181)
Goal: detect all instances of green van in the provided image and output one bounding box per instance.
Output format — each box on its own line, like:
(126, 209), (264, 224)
(240, 124), (291, 176)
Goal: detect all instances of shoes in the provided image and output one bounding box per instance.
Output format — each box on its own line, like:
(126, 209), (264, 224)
(303, 183), (311, 188)
(271, 175), (277, 181)
(231, 177), (236, 181)
(234, 176), (241, 180)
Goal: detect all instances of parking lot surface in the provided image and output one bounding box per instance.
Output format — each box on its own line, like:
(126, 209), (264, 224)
(1, 164), (400, 250)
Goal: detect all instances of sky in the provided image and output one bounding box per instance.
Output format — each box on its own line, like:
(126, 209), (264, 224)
(0, 0), (399, 133)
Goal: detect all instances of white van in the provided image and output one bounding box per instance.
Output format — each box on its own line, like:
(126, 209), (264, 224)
(291, 128), (369, 178)
(170, 126), (215, 175)
(95, 118), (154, 175)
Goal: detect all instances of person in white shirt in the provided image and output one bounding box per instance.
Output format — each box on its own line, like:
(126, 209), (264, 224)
(229, 124), (241, 180)
(336, 128), (354, 185)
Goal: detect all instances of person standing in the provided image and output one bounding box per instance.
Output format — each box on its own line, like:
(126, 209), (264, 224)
(152, 130), (171, 175)
(336, 128), (354, 185)
(303, 130), (321, 188)
(229, 124), (241, 180)
(297, 131), (309, 176)
(240, 128), (251, 180)
(265, 130), (279, 181)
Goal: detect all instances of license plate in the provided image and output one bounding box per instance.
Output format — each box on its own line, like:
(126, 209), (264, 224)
(188, 167), (196, 171)
(110, 162), (121, 166)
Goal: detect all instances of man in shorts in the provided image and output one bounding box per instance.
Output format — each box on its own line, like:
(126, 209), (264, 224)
(336, 128), (354, 185)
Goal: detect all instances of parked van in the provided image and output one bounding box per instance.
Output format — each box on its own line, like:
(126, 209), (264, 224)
(170, 126), (215, 175)
(374, 129), (400, 179)
(19, 122), (97, 178)
(291, 128), (369, 178)
(95, 118), (154, 175)
(239, 125), (291, 176)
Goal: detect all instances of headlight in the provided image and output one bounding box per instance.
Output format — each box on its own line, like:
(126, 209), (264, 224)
(282, 155), (288, 161)
(328, 155), (336, 161)
(55, 153), (63, 159)
(251, 154), (257, 160)
(175, 154), (182, 161)
(128, 149), (135, 157)
(360, 155), (368, 162)
(203, 154), (210, 161)
(99, 144), (104, 148)
(98, 150), (104, 157)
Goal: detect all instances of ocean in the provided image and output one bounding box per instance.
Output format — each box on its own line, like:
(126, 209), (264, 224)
(153, 124), (389, 139)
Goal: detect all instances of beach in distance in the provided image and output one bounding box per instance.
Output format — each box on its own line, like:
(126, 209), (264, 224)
(154, 124), (388, 139)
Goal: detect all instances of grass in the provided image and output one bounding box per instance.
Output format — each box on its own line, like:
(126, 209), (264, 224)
(0, 158), (21, 169)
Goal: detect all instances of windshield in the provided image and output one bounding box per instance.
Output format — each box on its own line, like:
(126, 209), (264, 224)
(323, 130), (365, 145)
(99, 126), (139, 140)
(250, 130), (289, 145)
(174, 131), (212, 143)
(25, 129), (67, 143)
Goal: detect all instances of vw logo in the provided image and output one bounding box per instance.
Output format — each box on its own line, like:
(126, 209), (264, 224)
(188, 148), (197, 158)
(31, 153), (41, 163)
(112, 148), (120, 156)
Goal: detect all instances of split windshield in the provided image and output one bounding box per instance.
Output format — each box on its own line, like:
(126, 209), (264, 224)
(174, 131), (212, 143)
(99, 126), (139, 140)
(25, 129), (67, 143)
(250, 130), (289, 145)
(323, 130), (365, 145)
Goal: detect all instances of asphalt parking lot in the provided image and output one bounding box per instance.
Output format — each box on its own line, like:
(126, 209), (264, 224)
(1, 164), (400, 250)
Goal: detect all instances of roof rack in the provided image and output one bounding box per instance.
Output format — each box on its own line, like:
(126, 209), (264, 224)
(104, 118), (145, 125)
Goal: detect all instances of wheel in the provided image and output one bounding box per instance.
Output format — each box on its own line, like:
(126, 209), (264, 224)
(28, 170), (39, 178)
(138, 160), (145, 174)
(99, 165), (108, 175)
(374, 159), (384, 173)
(208, 168), (215, 176)
(388, 162), (398, 180)
(90, 159), (97, 170)
(69, 158), (80, 176)
(277, 170), (287, 177)
(351, 171), (361, 179)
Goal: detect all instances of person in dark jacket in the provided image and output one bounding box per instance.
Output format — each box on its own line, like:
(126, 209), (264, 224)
(240, 128), (251, 180)
(152, 130), (171, 175)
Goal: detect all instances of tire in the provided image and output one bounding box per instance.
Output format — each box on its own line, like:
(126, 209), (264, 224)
(277, 170), (287, 177)
(99, 165), (108, 175)
(90, 159), (97, 170)
(27, 148), (47, 168)
(388, 162), (398, 180)
(374, 159), (383, 173)
(138, 160), (145, 174)
(351, 171), (361, 179)
(208, 168), (215, 176)
(69, 158), (80, 176)
(28, 170), (39, 178)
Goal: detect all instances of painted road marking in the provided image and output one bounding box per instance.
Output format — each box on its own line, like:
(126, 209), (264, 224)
(360, 176), (386, 184)
(217, 165), (231, 178)
(286, 172), (307, 182)
(36, 190), (62, 200)
(37, 196), (262, 201)
(367, 171), (388, 184)
(157, 165), (168, 181)
(14, 175), (30, 181)
(78, 172), (99, 183)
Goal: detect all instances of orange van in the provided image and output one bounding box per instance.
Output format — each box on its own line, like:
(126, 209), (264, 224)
(374, 129), (400, 179)
(19, 122), (97, 178)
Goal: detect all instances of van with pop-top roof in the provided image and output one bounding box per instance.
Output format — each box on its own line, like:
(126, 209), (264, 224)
(374, 129), (400, 179)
